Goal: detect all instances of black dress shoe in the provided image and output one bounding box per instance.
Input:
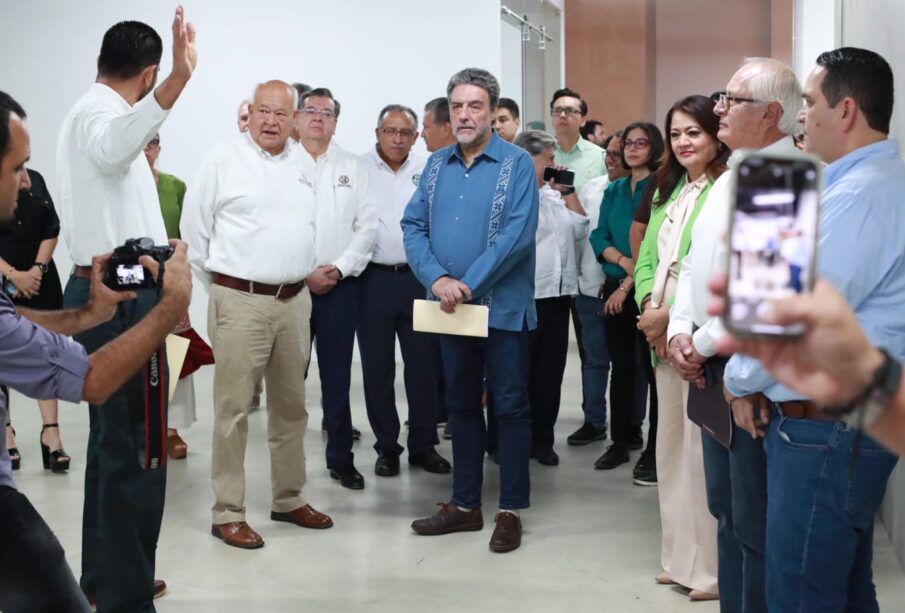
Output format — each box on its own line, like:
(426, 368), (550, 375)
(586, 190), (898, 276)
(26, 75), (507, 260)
(632, 452), (657, 486)
(329, 464), (365, 489)
(375, 453), (400, 477)
(594, 443), (630, 470)
(442, 424), (451, 440)
(629, 426), (644, 450)
(567, 423), (607, 446)
(409, 449), (451, 474)
(532, 448), (560, 466)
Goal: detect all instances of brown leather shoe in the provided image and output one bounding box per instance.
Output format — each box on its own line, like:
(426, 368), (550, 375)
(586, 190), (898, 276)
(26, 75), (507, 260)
(166, 434), (187, 459)
(489, 511), (522, 553)
(84, 579), (167, 607)
(211, 521), (265, 549)
(271, 504), (333, 529)
(411, 502), (483, 535)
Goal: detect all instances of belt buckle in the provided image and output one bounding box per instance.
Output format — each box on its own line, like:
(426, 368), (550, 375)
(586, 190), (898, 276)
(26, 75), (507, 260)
(274, 283), (286, 300)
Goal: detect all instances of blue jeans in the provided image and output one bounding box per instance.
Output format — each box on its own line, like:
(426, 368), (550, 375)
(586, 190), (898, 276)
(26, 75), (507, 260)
(765, 414), (898, 612)
(574, 295), (610, 430)
(702, 424), (767, 613)
(440, 329), (531, 510)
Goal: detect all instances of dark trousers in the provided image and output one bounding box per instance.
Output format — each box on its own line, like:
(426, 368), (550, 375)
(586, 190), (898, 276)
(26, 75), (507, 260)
(64, 277), (167, 613)
(702, 423), (768, 613)
(601, 278), (656, 447)
(357, 266), (439, 457)
(310, 276), (360, 470)
(441, 328), (531, 510)
(0, 487), (89, 613)
(529, 295), (572, 453)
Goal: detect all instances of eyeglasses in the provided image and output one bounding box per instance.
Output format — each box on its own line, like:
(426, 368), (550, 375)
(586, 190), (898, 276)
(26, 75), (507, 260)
(301, 107), (337, 119)
(378, 127), (417, 138)
(550, 107), (582, 117)
(622, 138), (649, 150)
(604, 150), (621, 159)
(145, 139), (160, 148)
(711, 91), (767, 111)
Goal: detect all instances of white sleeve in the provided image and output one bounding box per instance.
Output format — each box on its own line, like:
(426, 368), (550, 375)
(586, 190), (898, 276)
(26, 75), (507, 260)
(334, 160), (378, 277)
(76, 94), (169, 173)
(180, 153), (219, 290)
(667, 249), (696, 341)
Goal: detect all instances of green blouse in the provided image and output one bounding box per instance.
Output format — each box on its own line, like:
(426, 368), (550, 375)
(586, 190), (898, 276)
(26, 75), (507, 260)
(156, 172), (187, 239)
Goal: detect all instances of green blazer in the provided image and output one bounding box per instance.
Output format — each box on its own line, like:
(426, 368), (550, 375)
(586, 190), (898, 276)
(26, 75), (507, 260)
(634, 180), (714, 309)
(633, 179), (713, 365)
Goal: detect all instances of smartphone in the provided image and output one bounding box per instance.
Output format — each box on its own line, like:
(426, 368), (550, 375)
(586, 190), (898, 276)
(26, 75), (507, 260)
(543, 166), (575, 186)
(723, 150), (822, 337)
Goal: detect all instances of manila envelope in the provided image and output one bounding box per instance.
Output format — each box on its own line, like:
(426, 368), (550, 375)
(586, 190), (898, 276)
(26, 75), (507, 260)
(412, 299), (489, 338)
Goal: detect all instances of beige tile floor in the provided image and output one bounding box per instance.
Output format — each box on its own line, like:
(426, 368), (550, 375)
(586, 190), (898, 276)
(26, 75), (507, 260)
(10, 351), (905, 612)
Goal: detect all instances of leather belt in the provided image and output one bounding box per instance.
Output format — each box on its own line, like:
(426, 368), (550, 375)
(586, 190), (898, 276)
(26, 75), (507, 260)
(369, 262), (410, 273)
(72, 265), (92, 280)
(778, 400), (838, 422)
(212, 272), (306, 300)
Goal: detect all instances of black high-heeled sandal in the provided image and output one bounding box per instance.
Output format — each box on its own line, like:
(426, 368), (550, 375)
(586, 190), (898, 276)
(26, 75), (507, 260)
(40, 423), (70, 473)
(6, 421), (20, 470)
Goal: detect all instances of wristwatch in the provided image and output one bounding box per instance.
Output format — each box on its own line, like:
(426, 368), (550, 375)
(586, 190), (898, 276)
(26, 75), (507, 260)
(34, 261), (49, 274)
(824, 349), (902, 429)
(560, 186), (576, 196)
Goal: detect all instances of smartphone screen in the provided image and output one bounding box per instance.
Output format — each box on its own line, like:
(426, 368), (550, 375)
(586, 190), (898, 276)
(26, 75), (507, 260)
(725, 153), (821, 336)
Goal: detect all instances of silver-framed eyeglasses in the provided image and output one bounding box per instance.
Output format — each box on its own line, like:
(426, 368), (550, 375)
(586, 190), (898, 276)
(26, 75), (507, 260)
(378, 127), (417, 138)
(301, 106), (337, 119)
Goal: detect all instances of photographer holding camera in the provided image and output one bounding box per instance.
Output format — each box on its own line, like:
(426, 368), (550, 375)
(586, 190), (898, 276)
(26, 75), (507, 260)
(55, 9), (196, 610)
(0, 95), (192, 612)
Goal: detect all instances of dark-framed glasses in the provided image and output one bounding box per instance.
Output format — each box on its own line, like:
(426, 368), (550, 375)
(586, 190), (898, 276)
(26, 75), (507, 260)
(711, 91), (767, 110)
(378, 127), (418, 138)
(623, 138), (650, 150)
(301, 106), (337, 119)
(550, 106), (582, 117)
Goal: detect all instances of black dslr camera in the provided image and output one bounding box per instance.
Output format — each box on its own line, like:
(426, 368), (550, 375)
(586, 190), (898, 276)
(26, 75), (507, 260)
(103, 237), (174, 291)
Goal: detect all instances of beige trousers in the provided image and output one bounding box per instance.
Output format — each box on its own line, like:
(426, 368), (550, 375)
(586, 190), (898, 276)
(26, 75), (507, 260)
(207, 284), (311, 524)
(655, 362), (719, 593)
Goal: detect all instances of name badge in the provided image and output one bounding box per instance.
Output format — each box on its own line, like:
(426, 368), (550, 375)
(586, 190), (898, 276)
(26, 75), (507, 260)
(336, 174), (352, 188)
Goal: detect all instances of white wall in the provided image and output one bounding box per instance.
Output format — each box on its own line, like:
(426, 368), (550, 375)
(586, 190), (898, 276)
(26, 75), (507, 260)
(792, 0), (840, 80)
(0, 0), (502, 336)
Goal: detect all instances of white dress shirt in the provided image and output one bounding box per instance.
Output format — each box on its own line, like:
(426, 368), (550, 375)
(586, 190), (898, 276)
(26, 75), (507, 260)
(535, 185), (589, 299)
(56, 83), (169, 265)
(667, 136), (799, 357)
(359, 146), (425, 265)
(180, 132), (317, 288)
(576, 175), (609, 297)
(300, 142), (378, 277)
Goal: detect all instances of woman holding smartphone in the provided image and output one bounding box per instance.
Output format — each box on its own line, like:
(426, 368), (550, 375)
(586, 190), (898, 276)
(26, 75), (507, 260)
(634, 95), (729, 599)
(589, 121), (663, 476)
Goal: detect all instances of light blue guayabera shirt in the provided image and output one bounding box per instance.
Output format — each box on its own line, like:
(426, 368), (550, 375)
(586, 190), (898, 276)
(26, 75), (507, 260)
(401, 132), (539, 332)
(725, 139), (905, 401)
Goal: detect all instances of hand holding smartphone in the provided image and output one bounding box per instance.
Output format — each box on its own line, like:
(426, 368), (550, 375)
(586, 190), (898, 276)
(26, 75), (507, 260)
(723, 151), (822, 337)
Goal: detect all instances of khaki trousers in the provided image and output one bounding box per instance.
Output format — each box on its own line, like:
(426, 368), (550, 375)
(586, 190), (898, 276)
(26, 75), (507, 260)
(655, 362), (719, 593)
(207, 284), (311, 524)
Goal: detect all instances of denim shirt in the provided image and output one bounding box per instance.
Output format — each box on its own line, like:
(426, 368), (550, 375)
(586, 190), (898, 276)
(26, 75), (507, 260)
(725, 139), (905, 400)
(0, 293), (89, 488)
(401, 132), (539, 332)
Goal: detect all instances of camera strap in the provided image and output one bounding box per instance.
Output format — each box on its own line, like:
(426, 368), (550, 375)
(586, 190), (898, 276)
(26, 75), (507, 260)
(142, 346), (167, 470)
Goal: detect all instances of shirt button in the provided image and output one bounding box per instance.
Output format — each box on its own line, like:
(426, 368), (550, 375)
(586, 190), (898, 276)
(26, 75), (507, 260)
(455, 217), (459, 221)
(459, 195), (464, 199)
(50, 350), (59, 359)
(465, 173), (469, 178)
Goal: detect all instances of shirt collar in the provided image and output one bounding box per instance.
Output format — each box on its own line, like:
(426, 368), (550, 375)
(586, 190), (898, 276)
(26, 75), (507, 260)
(371, 144), (412, 173)
(447, 131), (503, 165)
(824, 139), (900, 188)
(243, 131), (292, 161)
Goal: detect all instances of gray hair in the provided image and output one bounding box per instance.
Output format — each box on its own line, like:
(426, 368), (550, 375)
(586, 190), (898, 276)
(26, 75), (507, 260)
(446, 68), (500, 110)
(741, 57), (803, 136)
(514, 130), (555, 156)
(376, 104), (418, 129)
